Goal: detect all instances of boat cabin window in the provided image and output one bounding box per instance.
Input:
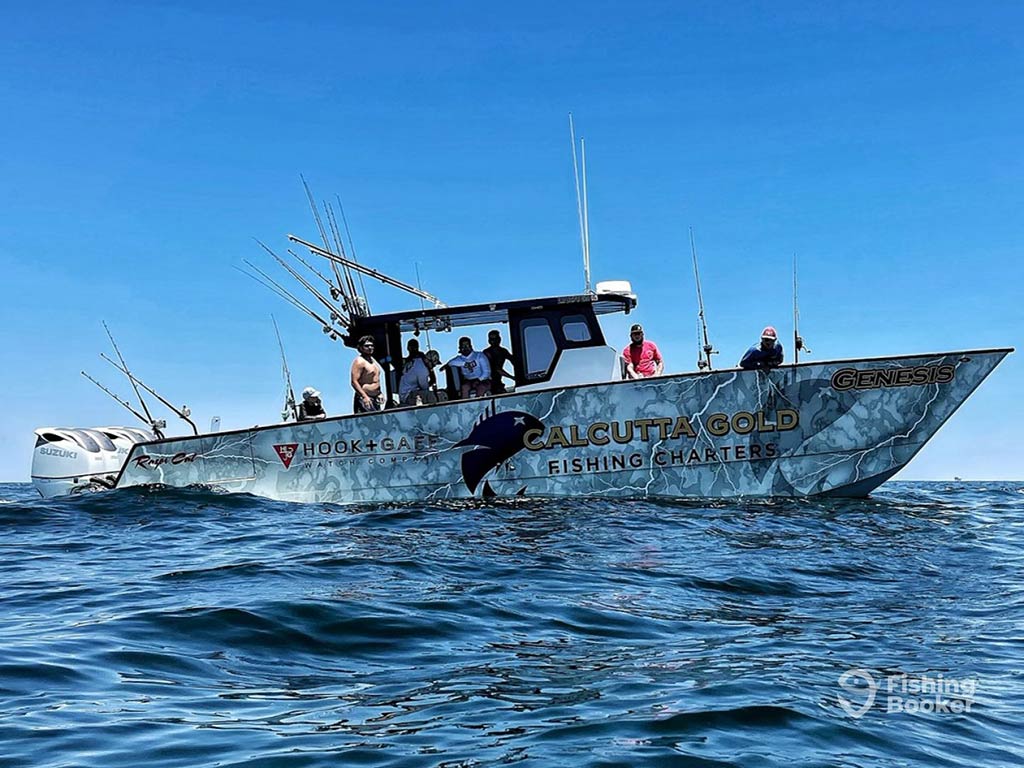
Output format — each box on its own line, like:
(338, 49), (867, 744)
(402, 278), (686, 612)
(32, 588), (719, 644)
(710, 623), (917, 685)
(520, 317), (557, 378)
(561, 314), (592, 343)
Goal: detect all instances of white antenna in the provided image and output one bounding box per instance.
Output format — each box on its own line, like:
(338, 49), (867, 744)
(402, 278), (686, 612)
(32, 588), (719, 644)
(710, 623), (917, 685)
(581, 137), (592, 293)
(567, 113), (592, 294)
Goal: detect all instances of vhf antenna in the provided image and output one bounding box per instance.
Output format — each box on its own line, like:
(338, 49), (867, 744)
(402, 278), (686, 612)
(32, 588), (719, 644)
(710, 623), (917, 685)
(568, 112), (592, 294)
(690, 227), (717, 370)
(793, 253), (811, 365)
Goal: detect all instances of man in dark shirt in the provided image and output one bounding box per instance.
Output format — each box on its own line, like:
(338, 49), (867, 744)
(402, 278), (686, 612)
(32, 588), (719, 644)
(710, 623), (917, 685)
(740, 326), (784, 370)
(298, 387), (327, 420)
(483, 329), (516, 394)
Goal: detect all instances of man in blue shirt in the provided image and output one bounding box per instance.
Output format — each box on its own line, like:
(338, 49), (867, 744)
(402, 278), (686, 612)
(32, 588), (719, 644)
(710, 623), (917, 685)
(740, 326), (784, 370)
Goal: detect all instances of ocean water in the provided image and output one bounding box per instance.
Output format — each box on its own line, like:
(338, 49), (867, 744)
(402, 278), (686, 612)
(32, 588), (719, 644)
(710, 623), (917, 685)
(1, 482), (1022, 768)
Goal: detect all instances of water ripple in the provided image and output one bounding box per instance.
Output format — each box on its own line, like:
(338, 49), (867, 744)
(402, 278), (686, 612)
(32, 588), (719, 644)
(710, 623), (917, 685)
(0, 481), (1022, 767)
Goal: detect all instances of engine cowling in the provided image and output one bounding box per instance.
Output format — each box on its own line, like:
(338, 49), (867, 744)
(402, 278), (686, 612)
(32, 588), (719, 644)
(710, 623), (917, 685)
(31, 427), (156, 498)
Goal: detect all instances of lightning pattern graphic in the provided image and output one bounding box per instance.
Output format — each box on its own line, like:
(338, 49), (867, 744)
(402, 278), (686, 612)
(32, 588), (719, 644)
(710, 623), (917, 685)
(116, 351), (1009, 503)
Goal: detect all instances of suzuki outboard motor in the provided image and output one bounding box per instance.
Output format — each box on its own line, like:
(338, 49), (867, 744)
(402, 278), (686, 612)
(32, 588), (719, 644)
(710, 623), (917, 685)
(31, 427), (155, 498)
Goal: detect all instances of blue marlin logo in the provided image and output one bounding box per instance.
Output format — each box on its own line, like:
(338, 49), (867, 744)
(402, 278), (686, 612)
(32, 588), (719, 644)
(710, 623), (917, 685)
(454, 402), (543, 494)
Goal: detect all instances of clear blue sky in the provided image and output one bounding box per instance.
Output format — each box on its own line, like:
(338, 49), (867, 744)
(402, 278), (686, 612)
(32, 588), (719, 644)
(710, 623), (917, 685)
(1, 1), (1020, 481)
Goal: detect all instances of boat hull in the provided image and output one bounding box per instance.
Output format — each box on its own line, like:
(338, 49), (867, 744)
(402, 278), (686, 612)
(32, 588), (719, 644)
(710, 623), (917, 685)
(114, 349), (1011, 502)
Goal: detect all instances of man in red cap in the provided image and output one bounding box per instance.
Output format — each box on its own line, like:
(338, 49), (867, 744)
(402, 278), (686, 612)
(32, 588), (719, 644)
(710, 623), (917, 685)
(739, 326), (784, 370)
(623, 323), (664, 379)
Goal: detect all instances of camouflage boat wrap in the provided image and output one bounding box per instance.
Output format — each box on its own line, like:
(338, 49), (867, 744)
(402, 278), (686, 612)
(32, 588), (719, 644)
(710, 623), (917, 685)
(115, 349), (1011, 502)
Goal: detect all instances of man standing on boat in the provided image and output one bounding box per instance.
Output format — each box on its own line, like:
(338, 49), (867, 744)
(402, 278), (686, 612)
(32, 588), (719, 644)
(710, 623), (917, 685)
(623, 324), (664, 379)
(483, 329), (515, 395)
(351, 335), (385, 413)
(399, 338), (436, 406)
(740, 326), (784, 370)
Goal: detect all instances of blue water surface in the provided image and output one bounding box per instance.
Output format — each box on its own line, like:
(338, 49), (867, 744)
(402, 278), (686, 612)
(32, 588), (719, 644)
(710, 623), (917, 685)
(1, 481), (1022, 767)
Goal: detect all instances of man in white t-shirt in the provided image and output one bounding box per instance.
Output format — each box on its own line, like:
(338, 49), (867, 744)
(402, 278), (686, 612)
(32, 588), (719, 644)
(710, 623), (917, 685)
(443, 336), (491, 398)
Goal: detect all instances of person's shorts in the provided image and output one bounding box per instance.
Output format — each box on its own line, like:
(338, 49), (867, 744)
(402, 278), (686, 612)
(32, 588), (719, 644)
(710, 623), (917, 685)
(354, 393), (384, 413)
(460, 379), (491, 398)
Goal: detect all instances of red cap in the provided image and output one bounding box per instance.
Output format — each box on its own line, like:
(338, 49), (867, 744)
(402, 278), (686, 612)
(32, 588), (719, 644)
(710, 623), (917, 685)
(761, 326), (777, 340)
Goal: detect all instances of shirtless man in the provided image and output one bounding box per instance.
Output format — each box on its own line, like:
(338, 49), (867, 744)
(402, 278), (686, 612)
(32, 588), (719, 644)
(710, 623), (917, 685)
(350, 335), (384, 413)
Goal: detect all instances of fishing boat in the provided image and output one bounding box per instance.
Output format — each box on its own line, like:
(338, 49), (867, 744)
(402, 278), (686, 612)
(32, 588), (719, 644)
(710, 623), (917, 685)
(30, 246), (1011, 501)
(29, 133), (1012, 501)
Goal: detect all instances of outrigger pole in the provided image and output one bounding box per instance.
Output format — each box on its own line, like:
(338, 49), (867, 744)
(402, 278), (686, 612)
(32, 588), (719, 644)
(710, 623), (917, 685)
(288, 235), (446, 308)
(99, 353), (199, 435)
(80, 371), (165, 438)
(690, 228), (717, 370)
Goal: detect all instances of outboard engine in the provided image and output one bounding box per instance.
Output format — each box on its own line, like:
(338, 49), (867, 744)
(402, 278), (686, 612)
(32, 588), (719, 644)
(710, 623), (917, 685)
(31, 426), (156, 499)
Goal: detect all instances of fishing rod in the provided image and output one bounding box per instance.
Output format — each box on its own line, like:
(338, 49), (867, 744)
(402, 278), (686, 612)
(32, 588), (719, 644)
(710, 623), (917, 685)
(258, 242), (351, 329)
(254, 239), (350, 328)
(80, 371), (165, 438)
(285, 246), (349, 311)
(288, 235), (447, 308)
(325, 201), (360, 304)
(103, 322), (158, 429)
(302, 175), (348, 301)
(414, 260), (439, 399)
(414, 262), (433, 350)
(236, 263), (314, 316)
(793, 253), (811, 365)
(100, 353), (199, 435)
(252, 235), (336, 301)
(236, 261), (340, 340)
(690, 227), (717, 370)
(336, 194), (370, 313)
(272, 316), (298, 422)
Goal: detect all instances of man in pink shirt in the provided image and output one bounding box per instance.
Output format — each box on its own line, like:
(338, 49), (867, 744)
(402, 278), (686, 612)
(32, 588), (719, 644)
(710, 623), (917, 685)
(622, 323), (664, 379)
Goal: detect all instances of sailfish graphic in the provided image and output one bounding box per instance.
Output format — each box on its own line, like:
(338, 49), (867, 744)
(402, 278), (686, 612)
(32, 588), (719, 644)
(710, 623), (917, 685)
(453, 402), (543, 494)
